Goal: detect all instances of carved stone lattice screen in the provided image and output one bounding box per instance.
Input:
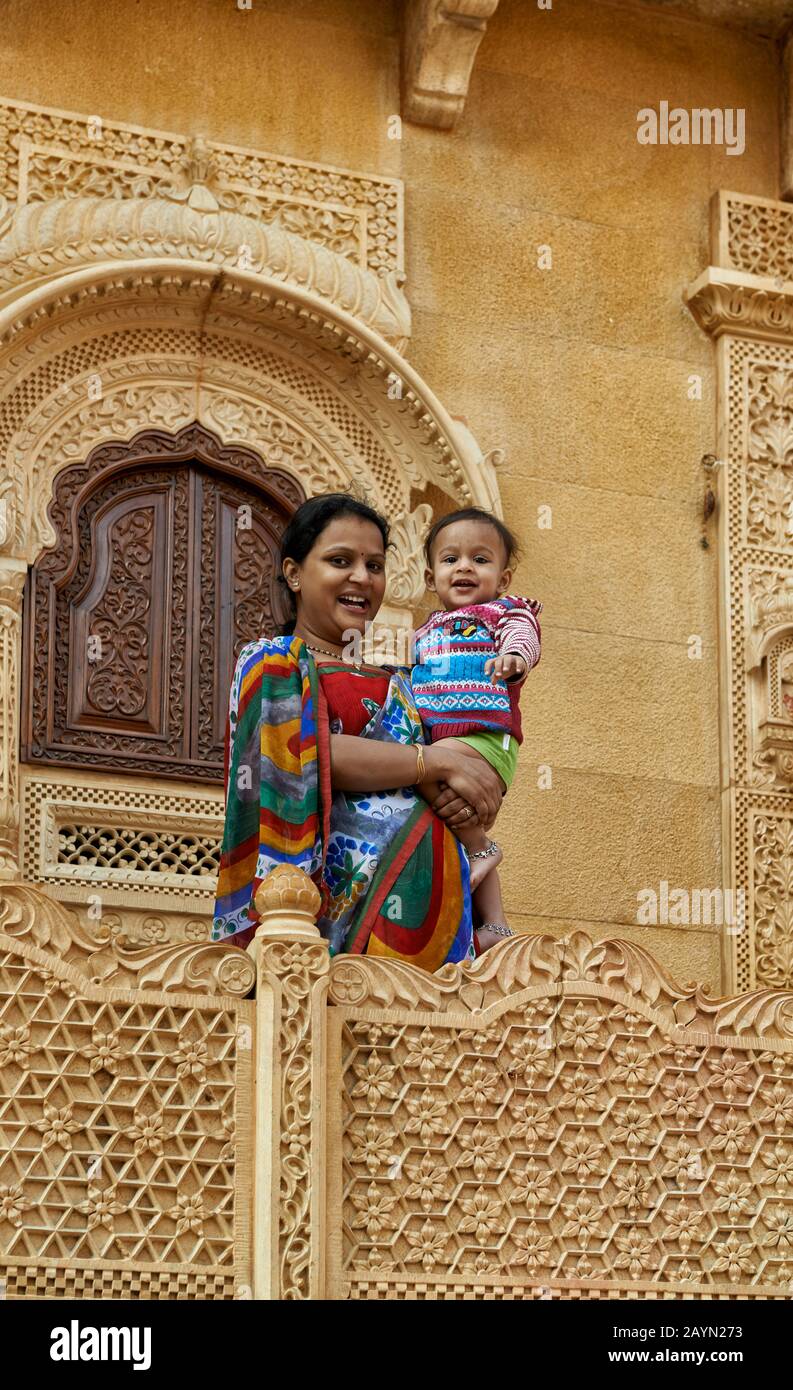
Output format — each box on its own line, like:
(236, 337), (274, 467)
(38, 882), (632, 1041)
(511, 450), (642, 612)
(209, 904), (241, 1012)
(0, 890), (254, 1299)
(324, 932), (793, 1300)
(4, 870), (793, 1301)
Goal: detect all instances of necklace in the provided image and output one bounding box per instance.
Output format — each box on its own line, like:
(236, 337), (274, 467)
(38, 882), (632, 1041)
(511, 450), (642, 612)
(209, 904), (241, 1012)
(306, 642), (362, 670)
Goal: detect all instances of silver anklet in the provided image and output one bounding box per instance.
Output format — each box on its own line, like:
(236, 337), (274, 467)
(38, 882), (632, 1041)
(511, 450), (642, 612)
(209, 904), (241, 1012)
(476, 922), (514, 939)
(468, 839), (500, 863)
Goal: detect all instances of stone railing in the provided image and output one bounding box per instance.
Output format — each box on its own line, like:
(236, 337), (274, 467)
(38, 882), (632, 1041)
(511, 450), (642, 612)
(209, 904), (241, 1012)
(2, 868), (793, 1299)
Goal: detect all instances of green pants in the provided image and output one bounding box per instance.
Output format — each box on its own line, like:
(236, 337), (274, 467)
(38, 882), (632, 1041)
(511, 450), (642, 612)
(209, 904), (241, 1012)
(453, 731), (519, 789)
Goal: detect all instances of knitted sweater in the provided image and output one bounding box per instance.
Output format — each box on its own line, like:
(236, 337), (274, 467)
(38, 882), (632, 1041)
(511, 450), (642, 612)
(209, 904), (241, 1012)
(411, 594), (542, 741)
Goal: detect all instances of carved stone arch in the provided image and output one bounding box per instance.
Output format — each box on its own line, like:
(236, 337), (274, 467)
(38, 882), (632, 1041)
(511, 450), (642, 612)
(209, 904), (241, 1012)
(0, 174), (503, 933)
(0, 259), (501, 607)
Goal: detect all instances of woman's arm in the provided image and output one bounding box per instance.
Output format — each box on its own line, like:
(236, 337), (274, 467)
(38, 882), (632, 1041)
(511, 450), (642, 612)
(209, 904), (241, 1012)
(329, 735), (504, 826)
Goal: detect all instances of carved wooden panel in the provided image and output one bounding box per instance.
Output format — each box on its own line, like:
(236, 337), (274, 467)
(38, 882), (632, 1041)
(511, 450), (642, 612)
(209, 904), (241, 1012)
(21, 425), (302, 783)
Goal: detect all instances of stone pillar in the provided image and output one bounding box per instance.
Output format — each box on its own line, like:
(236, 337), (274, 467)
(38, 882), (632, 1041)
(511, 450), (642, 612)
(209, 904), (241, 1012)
(686, 191), (793, 993)
(248, 864), (329, 1300)
(0, 561), (26, 880)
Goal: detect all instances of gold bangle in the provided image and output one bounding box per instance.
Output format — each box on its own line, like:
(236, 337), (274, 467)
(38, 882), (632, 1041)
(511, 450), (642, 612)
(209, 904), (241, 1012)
(414, 744), (426, 783)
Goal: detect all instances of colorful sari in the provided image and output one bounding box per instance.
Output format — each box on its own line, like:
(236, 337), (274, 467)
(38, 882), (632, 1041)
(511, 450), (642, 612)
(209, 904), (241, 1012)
(212, 635), (474, 970)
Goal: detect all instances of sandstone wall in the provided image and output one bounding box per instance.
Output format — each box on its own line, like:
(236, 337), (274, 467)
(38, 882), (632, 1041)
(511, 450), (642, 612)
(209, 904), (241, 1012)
(0, 0), (779, 987)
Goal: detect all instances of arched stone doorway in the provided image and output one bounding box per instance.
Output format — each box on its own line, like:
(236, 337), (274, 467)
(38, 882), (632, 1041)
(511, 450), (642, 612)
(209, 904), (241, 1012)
(0, 118), (502, 942)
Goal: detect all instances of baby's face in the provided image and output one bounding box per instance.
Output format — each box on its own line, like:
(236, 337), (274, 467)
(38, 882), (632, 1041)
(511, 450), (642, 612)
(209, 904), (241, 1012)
(426, 519), (511, 610)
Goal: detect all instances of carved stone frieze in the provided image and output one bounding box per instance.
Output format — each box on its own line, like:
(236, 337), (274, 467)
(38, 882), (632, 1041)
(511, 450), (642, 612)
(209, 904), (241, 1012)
(328, 929), (793, 1040)
(0, 193), (412, 349)
(0, 881), (254, 995)
(0, 267), (498, 569)
(0, 99), (403, 278)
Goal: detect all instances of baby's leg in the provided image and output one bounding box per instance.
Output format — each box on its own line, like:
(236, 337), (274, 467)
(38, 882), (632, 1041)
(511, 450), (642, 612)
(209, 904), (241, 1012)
(420, 737), (502, 890)
(473, 869), (510, 953)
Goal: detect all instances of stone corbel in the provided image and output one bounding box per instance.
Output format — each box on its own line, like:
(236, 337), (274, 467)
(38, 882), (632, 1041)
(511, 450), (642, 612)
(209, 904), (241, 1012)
(685, 265), (793, 344)
(402, 0), (500, 130)
(756, 721), (793, 782)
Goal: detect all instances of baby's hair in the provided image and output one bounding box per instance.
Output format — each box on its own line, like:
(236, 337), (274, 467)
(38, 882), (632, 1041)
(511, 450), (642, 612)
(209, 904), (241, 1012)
(424, 507), (519, 567)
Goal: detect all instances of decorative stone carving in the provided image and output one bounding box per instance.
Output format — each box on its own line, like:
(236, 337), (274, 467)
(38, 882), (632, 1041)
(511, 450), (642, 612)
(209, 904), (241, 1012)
(0, 880), (254, 995)
(402, 0), (501, 130)
(685, 273), (793, 343)
(19, 769), (223, 917)
(0, 268), (497, 569)
(329, 929), (793, 1040)
(0, 97), (403, 278)
(0, 193), (412, 350)
(254, 864), (322, 923)
(0, 906), (254, 1299)
(383, 504), (433, 606)
(0, 564), (25, 879)
(249, 865), (329, 1299)
(686, 190), (793, 989)
(326, 929), (793, 1299)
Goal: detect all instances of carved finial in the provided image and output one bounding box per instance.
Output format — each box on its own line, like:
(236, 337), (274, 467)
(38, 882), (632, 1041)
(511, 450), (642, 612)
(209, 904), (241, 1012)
(254, 865), (322, 920)
(158, 136), (221, 213)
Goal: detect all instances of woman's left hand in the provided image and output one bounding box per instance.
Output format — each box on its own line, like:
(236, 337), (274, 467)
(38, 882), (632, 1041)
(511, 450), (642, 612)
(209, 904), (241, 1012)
(432, 788), (481, 830)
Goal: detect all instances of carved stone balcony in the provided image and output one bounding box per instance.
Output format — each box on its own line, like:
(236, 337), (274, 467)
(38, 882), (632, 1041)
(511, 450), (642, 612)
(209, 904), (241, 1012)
(2, 869), (793, 1300)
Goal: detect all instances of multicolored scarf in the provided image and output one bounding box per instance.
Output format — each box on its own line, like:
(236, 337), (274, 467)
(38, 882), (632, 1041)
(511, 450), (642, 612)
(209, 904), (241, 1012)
(212, 635), (474, 970)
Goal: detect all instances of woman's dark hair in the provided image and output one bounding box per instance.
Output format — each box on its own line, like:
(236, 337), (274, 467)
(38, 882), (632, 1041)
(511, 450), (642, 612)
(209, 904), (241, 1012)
(424, 507), (519, 567)
(277, 492), (391, 634)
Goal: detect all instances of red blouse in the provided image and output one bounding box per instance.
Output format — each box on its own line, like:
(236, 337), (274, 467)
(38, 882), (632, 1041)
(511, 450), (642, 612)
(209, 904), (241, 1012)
(317, 662), (391, 736)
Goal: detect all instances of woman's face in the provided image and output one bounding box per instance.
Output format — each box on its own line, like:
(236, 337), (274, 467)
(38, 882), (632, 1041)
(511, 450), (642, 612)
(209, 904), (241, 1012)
(283, 514), (388, 644)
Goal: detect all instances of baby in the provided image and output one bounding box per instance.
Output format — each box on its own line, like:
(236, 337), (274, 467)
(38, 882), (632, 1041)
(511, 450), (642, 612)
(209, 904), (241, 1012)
(411, 508), (542, 954)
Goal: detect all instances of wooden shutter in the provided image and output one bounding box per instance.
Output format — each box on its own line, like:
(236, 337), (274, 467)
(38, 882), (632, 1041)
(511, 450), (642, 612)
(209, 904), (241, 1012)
(22, 428), (302, 783)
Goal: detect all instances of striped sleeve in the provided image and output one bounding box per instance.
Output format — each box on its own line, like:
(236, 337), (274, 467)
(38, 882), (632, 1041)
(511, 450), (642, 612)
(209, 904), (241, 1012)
(494, 595), (542, 675)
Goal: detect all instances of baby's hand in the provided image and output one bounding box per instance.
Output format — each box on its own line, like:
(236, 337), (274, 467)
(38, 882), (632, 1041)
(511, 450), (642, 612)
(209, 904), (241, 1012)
(485, 653), (527, 683)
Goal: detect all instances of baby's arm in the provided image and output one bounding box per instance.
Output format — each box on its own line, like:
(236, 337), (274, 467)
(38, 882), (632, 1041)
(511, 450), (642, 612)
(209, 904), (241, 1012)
(485, 597), (542, 683)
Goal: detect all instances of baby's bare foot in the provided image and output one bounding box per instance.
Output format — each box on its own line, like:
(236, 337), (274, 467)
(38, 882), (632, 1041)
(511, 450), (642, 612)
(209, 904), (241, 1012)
(468, 840), (502, 892)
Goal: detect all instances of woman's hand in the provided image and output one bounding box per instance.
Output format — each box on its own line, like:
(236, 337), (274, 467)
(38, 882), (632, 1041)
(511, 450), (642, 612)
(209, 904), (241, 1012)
(432, 789), (482, 830)
(425, 742), (504, 828)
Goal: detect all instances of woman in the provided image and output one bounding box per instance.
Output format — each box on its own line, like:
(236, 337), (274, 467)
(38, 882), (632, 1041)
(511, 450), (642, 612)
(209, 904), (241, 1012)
(212, 494), (505, 971)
